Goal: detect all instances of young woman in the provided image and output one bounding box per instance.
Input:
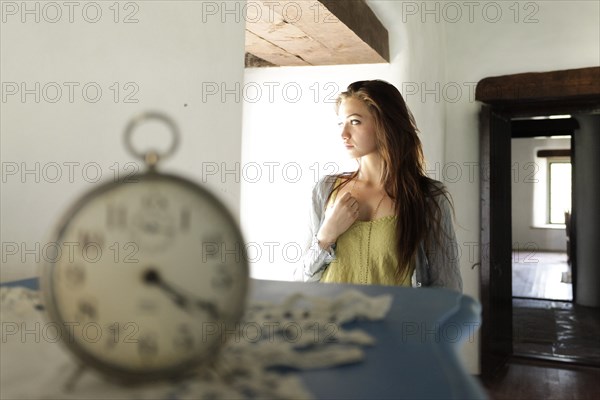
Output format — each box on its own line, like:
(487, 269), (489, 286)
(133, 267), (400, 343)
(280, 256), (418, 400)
(298, 80), (462, 292)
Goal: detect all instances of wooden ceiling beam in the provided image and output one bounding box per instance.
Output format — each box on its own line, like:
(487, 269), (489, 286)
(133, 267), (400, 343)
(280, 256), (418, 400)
(319, 0), (389, 62)
(245, 30), (309, 67)
(245, 0), (389, 67)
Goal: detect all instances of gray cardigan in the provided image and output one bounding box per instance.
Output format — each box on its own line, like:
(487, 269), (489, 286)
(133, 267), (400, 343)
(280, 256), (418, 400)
(297, 175), (463, 292)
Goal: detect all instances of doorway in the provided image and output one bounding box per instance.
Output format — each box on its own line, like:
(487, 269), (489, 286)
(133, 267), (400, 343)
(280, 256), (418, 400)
(507, 118), (599, 365)
(476, 66), (600, 377)
(510, 121), (574, 303)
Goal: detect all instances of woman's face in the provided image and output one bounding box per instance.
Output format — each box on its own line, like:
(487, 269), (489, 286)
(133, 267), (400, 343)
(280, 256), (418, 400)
(337, 97), (378, 158)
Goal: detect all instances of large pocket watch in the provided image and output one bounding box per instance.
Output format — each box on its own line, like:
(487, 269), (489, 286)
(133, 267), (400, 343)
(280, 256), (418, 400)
(40, 112), (249, 382)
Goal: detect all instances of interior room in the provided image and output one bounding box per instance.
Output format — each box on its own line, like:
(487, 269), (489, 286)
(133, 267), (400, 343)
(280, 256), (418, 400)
(1, 1), (599, 399)
(510, 116), (600, 368)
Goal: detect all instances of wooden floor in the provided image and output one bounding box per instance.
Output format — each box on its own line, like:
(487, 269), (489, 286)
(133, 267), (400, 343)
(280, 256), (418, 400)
(513, 299), (600, 364)
(512, 251), (572, 301)
(481, 357), (600, 400)
(512, 251), (599, 365)
(501, 251), (600, 398)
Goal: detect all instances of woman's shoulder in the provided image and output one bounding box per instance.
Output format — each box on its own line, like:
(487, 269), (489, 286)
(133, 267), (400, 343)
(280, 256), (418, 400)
(422, 177), (448, 197)
(423, 177), (453, 210)
(425, 177), (446, 191)
(313, 172), (353, 193)
(311, 173), (354, 206)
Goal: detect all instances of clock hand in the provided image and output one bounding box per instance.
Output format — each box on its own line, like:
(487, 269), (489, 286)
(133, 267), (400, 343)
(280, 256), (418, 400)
(143, 269), (219, 320)
(144, 269), (187, 306)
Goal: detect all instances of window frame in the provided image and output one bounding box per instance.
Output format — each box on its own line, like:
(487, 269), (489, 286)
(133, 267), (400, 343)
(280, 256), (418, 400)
(547, 156), (571, 225)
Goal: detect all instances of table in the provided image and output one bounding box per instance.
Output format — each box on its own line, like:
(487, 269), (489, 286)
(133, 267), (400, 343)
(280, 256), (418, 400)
(251, 279), (486, 399)
(1, 278), (487, 399)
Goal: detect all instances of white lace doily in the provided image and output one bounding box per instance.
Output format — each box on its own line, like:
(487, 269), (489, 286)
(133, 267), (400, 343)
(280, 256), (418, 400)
(0, 286), (392, 399)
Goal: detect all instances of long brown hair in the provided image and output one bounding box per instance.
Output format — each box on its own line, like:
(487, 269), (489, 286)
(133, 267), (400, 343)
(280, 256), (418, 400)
(329, 80), (452, 281)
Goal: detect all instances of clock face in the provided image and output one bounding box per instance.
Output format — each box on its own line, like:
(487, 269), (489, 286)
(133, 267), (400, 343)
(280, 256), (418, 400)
(42, 173), (248, 379)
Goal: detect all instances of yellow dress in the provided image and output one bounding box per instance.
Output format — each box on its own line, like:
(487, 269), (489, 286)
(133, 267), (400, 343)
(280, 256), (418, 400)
(320, 179), (413, 286)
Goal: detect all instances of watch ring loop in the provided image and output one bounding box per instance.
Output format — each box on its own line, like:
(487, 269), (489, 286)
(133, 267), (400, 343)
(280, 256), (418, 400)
(123, 111), (180, 167)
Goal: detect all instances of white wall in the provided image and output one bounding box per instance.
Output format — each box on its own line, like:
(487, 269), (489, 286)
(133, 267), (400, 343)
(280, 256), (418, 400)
(1, 1), (246, 282)
(511, 137), (571, 251)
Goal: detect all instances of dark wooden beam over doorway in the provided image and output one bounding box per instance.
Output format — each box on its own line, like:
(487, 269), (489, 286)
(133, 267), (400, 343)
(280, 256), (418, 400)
(475, 67), (600, 105)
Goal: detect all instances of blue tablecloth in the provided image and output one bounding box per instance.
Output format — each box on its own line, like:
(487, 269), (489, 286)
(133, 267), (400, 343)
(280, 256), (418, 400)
(2, 278), (487, 399)
(250, 279), (486, 399)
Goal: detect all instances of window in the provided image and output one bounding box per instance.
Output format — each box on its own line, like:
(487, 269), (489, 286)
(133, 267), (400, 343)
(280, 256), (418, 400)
(548, 158), (571, 224)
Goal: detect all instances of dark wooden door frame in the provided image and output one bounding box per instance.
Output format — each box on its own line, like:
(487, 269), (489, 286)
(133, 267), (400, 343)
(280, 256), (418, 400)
(475, 67), (600, 378)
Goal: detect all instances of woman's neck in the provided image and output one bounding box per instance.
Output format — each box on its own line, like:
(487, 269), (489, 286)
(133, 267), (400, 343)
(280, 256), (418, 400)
(356, 154), (384, 187)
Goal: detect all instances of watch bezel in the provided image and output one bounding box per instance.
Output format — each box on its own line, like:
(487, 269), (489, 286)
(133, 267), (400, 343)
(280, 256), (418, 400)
(40, 170), (249, 381)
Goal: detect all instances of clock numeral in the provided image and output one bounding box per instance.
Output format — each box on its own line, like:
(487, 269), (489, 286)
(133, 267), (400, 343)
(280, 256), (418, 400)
(138, 333), (158, 358)
(211, 267), (234, 290)
(173, 324), (194, 351)
(141, 193), (168, 210)
(64, 263), (86, 288)
(77, 230), (105, 249)
(107, 204), (127, 230)
(201, 234), (224, 262)
(76, 298), (98, 322)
